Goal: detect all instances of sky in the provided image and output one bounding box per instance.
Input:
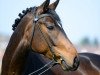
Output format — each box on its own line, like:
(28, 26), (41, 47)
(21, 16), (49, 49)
(0, 0), (100, 44)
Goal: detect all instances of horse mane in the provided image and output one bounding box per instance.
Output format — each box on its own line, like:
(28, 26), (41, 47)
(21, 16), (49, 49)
(12, 7), (35, 31)
(12, 7), (62, 31)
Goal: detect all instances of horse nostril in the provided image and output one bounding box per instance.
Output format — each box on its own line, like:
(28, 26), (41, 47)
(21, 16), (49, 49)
(74, 57), (79, 63)
(73, 57), (80, 69)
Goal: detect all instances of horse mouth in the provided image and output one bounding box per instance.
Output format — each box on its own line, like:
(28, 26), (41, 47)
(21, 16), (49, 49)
(60, 58), (79, 71)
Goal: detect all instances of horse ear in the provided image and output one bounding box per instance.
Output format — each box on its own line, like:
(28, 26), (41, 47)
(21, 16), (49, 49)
(49, 0), (60, 10)
(39, 0), (50, 12)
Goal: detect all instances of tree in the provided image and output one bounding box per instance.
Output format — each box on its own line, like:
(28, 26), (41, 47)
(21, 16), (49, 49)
(93, 38), (99, 47)
(80, 37), (90, 46)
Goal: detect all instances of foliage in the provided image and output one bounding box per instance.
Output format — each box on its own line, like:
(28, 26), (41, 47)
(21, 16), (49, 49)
(80, 37), (99, 46)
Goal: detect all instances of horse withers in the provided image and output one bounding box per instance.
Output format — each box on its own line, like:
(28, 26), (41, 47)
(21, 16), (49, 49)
(1, 0), (79, 75)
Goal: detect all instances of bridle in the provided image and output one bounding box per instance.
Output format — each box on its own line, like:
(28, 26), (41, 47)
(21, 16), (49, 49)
(28, 7), (62, 75)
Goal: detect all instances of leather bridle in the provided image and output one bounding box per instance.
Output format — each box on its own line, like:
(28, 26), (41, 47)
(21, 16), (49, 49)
(29, 7), (62, 75)
(30, 7), (62, 61)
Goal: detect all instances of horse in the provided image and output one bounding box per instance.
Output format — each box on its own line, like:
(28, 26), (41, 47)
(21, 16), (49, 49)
(22, 52), (100, 75)
(1, 0), (79, 75)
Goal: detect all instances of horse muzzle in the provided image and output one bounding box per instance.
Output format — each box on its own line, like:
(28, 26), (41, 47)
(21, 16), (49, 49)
(60, 56), (80, 71)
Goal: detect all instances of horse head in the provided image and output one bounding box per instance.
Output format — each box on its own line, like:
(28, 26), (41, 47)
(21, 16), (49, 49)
(1, 0), (79, 75)
(28, 0), (79, 71)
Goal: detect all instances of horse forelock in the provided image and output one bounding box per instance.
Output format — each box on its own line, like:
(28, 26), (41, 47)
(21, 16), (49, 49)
(48, 9), (61, 22)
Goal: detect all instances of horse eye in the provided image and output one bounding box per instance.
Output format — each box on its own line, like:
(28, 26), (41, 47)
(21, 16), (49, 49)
(47, 26), (54, 30)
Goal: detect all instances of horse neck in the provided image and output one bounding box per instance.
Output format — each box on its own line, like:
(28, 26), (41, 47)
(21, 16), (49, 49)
(1, 12), (33, 75)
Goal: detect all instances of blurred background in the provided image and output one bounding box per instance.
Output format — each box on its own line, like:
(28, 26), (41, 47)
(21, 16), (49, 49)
(0, 0), (100, 72)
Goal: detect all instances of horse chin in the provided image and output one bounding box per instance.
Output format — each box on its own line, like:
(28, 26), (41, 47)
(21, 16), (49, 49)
(60, 60), (78, 71)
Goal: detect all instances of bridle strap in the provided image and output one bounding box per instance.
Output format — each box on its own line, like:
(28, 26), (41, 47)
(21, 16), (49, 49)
(30, 10), (58, 61)
(28, 60), (57, 75)
(29, 8), (59, 75)
(36, 19), (57, 60)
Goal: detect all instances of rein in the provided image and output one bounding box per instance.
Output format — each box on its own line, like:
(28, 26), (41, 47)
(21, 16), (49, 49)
(28, 7), (59, 75)
(28, 60), (56, 75)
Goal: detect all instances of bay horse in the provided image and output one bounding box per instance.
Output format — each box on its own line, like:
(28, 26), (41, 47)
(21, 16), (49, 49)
(1, 0), (79, 75)
(22, 52), (100, 75)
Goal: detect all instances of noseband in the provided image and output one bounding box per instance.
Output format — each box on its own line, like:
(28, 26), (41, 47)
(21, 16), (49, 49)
(29, 7), (60, 75)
